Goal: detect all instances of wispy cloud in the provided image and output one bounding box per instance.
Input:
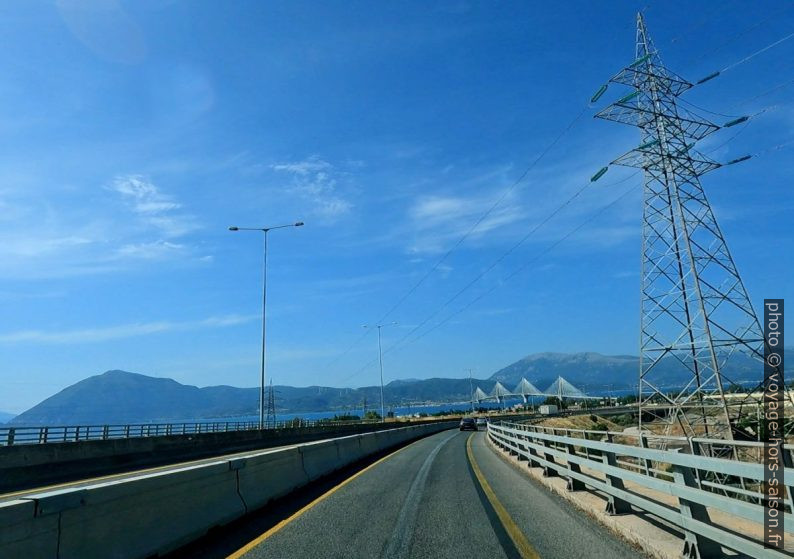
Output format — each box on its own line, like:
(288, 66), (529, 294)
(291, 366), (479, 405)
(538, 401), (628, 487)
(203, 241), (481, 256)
(0, 314), (257, 345)
(272, 158), (332, 175)
(271, 156), (353, 220)
(0, 171), (207, 279)
(115, 240), (186, 259)
(108, 174), (198, 238)
(406, 191), (524, 254)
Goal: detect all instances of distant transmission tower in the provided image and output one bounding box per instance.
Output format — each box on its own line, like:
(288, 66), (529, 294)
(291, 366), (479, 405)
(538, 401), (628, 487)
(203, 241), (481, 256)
(265, 379), (277, 429)
(596, 13), (776, 440)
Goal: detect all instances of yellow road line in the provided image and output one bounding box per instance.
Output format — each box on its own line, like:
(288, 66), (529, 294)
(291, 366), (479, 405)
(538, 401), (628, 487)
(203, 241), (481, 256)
(226, 441), (415, 559)
(466, 433), (540, 559)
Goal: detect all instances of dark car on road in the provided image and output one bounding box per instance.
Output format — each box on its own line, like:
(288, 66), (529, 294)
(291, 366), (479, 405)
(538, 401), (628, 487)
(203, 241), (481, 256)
(459, 417), (477, 431)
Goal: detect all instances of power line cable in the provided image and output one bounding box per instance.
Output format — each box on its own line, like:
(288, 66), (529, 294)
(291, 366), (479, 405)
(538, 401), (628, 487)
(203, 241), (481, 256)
(336, 18), (791, 380)
(321, 106), (589, 372)
(683, 5), (794, 67)
(720, 30), (794, 73)
(388, 131), (791, 353)
(382, 107), (786, 357)
(728, 77), (794, 110)
(374, 106), (589, 326)
(393, 182), (641, 351)
(380, 176), (599, 356)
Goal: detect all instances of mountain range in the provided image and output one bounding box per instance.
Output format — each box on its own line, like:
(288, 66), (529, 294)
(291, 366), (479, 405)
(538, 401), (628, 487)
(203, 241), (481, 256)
(10, 349), (790, 425)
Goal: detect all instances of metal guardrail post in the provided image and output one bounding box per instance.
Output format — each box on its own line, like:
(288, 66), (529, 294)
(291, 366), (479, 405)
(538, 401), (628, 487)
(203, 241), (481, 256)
(7, 428), (15, 446)
(541, 429), (558, 478)
(638, 434), (651, 477)
(102, 425), (109, 440)
(41, 426), (48, 444)
(564, 440), (585, 491)
(582, 431), (591, 460)
(672, 463), (722, 559)
(526, 439), (542, 469)
(513, 432), (530, 463)
(602, 434), (630, 515)
(687, 439), (704, 490)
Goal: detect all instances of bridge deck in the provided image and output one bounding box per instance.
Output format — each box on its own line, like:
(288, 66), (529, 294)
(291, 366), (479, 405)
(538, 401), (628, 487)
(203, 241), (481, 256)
(169, 430), (642, 559)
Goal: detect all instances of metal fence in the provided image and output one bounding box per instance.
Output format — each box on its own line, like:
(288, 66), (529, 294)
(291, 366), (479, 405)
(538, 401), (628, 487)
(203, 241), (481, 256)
(488, 421), (793, 559)
(0, 418), (382, 446)
(0, 405), (626, 447)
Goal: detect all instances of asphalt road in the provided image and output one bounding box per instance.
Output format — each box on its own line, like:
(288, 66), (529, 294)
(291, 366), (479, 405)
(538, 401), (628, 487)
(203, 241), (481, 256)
(228, 429), (644, 559)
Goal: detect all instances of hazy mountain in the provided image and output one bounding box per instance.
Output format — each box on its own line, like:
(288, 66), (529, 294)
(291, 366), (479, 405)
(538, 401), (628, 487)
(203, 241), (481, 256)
(11, 349), (790, 425)
(489, 350), (791, 389)
(0, 411), (16, 424)
(10, 371), (259, 426)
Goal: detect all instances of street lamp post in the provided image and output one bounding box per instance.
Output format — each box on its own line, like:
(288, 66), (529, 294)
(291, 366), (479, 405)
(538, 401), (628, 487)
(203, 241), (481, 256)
(466, 368), (474, 412)
(362, 322), (396, 421)
(229, 221), (304, 429)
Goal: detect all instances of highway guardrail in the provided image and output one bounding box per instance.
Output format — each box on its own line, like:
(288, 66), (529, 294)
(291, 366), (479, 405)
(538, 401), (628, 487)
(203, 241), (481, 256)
(488, 421), (793, 559)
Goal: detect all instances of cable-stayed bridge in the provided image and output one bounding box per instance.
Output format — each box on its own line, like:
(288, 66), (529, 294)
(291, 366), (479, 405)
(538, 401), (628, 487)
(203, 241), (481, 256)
(473, 375), (599, 404)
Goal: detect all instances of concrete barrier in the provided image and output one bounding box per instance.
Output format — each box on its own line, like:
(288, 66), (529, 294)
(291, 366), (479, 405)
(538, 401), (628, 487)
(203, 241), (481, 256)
(300, 439), (343, 481)
(0, 499), (58, 559)
(1, 421), (454, 559)
(237, 447), (309, 511)
(57, 461), (245, 559)
(0, 419), (452, 493)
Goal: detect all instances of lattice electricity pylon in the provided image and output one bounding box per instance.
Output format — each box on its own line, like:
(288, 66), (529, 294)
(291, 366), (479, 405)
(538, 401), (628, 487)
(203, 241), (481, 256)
(594, 13), (780, 441)
(265, 379), (277, 429)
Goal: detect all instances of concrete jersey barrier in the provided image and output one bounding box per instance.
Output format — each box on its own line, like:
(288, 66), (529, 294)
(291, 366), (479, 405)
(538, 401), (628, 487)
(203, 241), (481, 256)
(0, 421), (454, 559)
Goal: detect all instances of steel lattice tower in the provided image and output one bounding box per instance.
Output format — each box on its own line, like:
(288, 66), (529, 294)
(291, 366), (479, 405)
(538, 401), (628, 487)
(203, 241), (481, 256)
(265, 379), (277, 429)
(596, 13), (771, 440)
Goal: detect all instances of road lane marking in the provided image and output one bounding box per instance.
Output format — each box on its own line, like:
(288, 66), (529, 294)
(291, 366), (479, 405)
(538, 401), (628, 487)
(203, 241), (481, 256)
(381, 431), (459, 559)
(466, 434), (540, 559)
(225, 434), (430, 559)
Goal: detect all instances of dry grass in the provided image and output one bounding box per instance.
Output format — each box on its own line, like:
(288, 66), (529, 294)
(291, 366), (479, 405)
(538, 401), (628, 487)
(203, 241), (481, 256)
(536, 414), (621, 431)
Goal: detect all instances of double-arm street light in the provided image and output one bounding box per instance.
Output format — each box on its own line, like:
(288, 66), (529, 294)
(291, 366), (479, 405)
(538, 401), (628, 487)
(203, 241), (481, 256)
(229, 221), (304, 429)
(362, 322), (397, 421)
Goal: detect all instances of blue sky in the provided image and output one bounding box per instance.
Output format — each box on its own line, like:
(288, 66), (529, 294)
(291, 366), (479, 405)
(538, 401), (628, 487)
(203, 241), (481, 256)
(1, 1), (792, 413)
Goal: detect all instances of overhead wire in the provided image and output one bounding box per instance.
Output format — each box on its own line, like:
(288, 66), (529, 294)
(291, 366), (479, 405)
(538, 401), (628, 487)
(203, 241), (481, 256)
(337, 13), (792, 381)
(719, 30), (794, 73)
(338, 173), (641, 384)
(375, 176), (598, 359)
(391, 130), (791, 354)
(377, 88), (786, 359)
(320, 105), (590, 373)
(405, 182), (641, 348)
(727, 76), (794, 110)
(683, 5), (794, 67)
(372, 105), (589, 326)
